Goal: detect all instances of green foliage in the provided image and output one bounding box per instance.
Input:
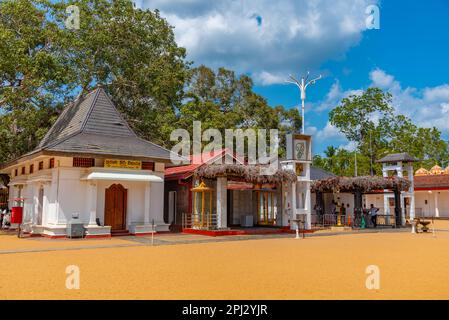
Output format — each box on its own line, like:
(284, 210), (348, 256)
(317, 87), (449, 176)
(0, 0), (299, 162)
(176, 66), (301, 156)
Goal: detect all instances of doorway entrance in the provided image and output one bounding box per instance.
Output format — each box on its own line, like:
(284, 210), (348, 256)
(256, 190), (277, 226)
(104, 184), (127, 231)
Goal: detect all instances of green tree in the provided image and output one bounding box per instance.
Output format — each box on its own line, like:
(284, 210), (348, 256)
(329, 87), (449, 175)
(177, 66), (301, 156)
(329, 87), (392, 175)
(54, 0), (190, 147)
(0, 0), (190, 161)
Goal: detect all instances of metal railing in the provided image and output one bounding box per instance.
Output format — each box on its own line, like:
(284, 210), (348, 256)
(311, 213), (397, 228)
(311, 214), (348, 227)
(182, 212), (218, 230)
(372, 214), (396, 227)
(182, 212), (192, 229)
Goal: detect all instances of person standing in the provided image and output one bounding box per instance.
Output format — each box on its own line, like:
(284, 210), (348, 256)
(369, 204), (379, 228)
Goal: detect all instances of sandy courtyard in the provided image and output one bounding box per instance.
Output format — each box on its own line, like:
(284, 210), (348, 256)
(1, 226), (449, 300)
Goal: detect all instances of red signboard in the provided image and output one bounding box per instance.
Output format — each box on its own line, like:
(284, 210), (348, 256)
(11, 206), (23, 224)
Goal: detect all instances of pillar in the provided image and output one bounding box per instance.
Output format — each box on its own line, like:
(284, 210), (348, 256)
(382, 167), (390, 217)
(216, 177), (227, 229)
(434, 192), (440, 218)
(144, 182), (151, 224)
(354, 189), (363, 219)
(290, 181), (297, 230)
(408, 163), (415, 221)
(305, 181), (311, 230)
(394, 187), (402, 227)
(87, 182), (97, 225)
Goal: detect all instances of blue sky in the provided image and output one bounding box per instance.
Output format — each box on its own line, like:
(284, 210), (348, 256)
(140, 0), (449, 154)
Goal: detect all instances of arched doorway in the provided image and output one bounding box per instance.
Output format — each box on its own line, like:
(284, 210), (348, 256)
(104, 184), (127, 231)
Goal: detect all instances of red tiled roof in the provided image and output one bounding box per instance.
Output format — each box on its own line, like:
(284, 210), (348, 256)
(164, 163), (201, 180)
(414, 174), (449, 190)
(165, 148), (235, 180)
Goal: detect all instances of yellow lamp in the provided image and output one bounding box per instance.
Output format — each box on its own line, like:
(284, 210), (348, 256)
(191, 181), (214, 229)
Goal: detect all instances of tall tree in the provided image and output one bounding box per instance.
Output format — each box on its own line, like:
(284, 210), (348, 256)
(329, 87), (393, 175)
(329, 87), (449, 174)
(177, 66), (301, 156)
(53, 0), (190, 147)
(0, 0), (190, 162)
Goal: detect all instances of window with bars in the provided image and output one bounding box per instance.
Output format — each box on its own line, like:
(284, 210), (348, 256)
(49, 158), (55, 169)
(30, 164), (34, 174)
(73, 157), (95, 168)
(141, 161), (154, 171)
(38, 161), (44, 170)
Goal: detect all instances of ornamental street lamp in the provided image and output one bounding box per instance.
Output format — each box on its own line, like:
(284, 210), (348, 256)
(286, 72), (322, 134)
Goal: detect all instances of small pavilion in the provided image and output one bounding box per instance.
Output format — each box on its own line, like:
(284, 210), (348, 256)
(376, 153), (418, 224)
(312, 175), (411, 227)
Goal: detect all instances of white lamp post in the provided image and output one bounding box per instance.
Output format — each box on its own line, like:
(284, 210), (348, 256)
(286, 72), (322, 134)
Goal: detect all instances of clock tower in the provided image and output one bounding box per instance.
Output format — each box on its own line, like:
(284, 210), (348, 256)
(281, 133), (312, 230)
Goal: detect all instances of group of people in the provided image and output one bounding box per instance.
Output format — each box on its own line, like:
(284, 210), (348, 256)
(326, 200), (379, 228)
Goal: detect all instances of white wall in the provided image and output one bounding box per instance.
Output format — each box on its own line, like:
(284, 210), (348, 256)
(415, 191), (449, 217)
(364, 194), (386, 214)
(149, 180), (165, 224)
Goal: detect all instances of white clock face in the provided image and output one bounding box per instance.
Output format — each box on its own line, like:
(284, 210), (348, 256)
(295, 140), (307, 160)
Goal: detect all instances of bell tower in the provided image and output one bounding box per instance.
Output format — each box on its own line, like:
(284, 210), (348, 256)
(281, 133), (312, 230)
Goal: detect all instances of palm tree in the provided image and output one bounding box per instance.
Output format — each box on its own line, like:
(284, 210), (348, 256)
(324, 146), (337, 172)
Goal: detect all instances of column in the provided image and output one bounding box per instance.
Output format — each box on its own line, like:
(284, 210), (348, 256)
(434, 192), (440, 218)
(394, 187), (402, 227)
(382, 166), (390, 216)
(408, 163), (415, 220)
(144, 182), (151, 224)
(216, 177), (227, 229)
(291, 181), (297, 228)
(396, 162), (406, 226)
(87, 182), (97, 225)
(305, 181), (311, 230)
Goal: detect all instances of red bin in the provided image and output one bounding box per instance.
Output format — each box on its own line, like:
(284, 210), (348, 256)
(11, 206), (23, 224)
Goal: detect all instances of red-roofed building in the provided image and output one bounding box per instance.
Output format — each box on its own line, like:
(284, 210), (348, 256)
(164, 148), (251, 231)
(365, 166), (449, 218)
(413, 168), (449, 217)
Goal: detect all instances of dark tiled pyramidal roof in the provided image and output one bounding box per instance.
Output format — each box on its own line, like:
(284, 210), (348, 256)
(376, 152), (419, 163)
(310, 166), (335, 180)
(34, 87), (172, 160)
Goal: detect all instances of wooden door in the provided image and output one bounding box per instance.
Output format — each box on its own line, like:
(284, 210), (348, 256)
(104, 184), (127, 231)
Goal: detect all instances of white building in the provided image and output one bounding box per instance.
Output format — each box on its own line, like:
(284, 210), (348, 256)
(365, 156), (449, 220)
(413, 165), (449, 217)
(0, 88), (174, 238)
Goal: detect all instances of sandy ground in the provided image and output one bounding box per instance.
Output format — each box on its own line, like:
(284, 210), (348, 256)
(0, 232), (134, 251)
(1, 224), (449, 300)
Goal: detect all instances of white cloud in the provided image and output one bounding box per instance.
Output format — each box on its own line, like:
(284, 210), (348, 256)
(316, 121), (346, 141)
(253, 71), (286, 86)
(367, 71), (449, 132)
(314, 79), (363, 112)
(142, 0), (379, 85)
(423, 85), (449, 102)
(369, 68), (396, 88)
(441, 103), (449, 114)
(341, 140), (358, 152)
